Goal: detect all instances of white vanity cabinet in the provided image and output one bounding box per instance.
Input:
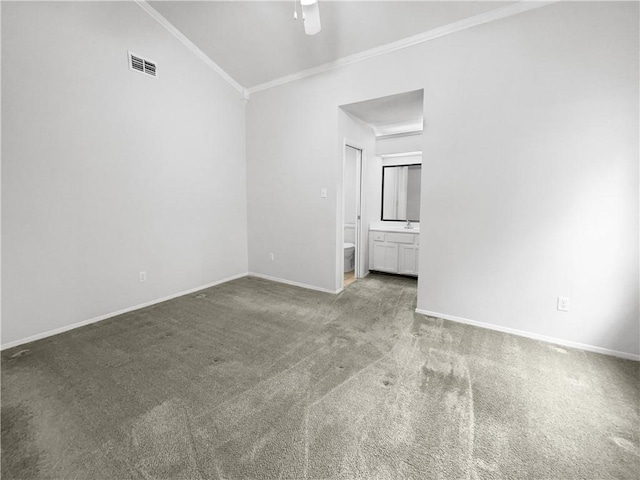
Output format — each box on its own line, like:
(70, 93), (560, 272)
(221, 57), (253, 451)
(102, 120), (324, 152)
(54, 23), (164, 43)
(398, 244), (420, 275)
(369, 229), (419, 276)
(372, 241), (398, 272)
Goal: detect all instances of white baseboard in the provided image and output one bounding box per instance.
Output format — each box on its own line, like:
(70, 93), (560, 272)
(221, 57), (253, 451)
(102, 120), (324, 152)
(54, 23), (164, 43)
(1, 272), (249, 351)
(248, 272), (341, 295)
(415, 308), (640, 362)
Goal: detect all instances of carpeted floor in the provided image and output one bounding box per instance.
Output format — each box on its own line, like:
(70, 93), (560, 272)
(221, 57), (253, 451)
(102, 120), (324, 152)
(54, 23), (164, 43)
(1, 274), (639, 479)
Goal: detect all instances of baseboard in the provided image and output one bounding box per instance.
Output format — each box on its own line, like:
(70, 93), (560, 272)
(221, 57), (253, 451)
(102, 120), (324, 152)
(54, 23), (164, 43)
(1, 272), (249, 351)
(248, 272), (341, 295)
(415, 308), (640, 362)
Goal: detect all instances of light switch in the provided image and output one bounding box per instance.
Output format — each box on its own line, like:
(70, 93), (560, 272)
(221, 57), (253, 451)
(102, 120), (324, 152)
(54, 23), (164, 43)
(320, 188), (327, 198)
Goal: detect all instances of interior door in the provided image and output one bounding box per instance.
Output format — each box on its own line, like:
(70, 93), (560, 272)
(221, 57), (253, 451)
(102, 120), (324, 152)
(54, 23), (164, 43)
(346, 145), (363, 279)
(355, 147), (363, 278)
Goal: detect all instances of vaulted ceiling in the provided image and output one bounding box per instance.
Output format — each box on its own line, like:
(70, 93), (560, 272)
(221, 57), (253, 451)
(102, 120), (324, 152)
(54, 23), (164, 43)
(147, 1), (515, 89)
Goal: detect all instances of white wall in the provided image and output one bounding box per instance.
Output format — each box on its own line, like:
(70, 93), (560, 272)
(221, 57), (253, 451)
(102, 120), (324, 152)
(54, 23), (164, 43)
(418, 1), (639, 357)
(1, 1), (248, 346)
(246, 2), (639, 356)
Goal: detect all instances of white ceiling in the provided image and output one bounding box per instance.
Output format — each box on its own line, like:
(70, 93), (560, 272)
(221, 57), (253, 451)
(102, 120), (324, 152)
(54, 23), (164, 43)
(341, 89), (424, 136)
(148, 1), (514, 89)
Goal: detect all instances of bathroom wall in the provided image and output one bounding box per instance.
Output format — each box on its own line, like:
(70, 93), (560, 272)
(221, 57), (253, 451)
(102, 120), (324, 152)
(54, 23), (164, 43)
(2, 1), (248, 346)
(246, 1), (639, 356)
(343, 227), (356, 245)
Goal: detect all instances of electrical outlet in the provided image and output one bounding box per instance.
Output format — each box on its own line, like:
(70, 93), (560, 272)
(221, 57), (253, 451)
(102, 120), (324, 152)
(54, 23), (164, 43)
(557, 296), (570, 312)
(269, 253), (275, 261)
(139, 271), (147, 282)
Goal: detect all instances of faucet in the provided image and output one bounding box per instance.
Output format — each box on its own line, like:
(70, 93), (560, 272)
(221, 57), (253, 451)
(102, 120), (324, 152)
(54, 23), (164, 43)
(404, 220), (413, 229)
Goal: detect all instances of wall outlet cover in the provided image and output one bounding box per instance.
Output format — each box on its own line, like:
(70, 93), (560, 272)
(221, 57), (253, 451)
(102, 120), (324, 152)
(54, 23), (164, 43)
(557, 296), (570, 312)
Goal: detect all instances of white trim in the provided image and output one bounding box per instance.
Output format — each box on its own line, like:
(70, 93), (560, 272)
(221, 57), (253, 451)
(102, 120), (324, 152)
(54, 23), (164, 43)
(248, 272), (341, 295)
(372, 119), (423, 138)
(377, 131), (423, 140)
(134, 0), (245, 97)
(415, 309), (640, 362)
(1, 273), (248, 351)
(248, 1), (556, 95)
(135, 0), (555, 99)
(379, 151), (423, 159)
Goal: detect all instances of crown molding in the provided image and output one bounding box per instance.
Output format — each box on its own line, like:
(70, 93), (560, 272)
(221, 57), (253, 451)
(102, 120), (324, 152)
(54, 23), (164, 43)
(135, 0), (556, 100)
(135, 0), (246, 98)
(248, 1), (556, 95)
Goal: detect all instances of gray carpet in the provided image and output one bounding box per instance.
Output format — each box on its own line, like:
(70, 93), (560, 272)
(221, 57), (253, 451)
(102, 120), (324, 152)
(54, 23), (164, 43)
(2, 274), (638, 479)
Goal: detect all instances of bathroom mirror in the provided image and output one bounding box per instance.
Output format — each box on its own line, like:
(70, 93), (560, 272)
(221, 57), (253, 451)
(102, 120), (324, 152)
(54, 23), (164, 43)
(381, 164), (421, 221)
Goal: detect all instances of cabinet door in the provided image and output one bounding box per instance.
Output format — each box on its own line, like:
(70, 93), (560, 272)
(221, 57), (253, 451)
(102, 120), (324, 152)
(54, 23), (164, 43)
(373, 243), (398, 272)
(399, 244), (419, 276)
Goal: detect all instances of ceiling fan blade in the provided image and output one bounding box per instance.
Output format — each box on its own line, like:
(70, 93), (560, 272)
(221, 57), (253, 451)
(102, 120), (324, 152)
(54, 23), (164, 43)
(301, 1), (321, 35)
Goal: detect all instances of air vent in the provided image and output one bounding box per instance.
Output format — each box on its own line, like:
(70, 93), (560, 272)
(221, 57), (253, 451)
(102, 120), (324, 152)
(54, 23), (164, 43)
(128, 51), (157, 78)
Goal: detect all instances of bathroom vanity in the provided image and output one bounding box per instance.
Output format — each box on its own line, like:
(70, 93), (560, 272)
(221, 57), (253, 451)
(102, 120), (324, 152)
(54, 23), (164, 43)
(369, 225), (419, 276)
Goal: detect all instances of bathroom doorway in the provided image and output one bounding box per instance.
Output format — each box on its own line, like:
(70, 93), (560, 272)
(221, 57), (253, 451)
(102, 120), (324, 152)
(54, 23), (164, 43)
(338, 89), (424, 290)
(343, 144), (363, 288)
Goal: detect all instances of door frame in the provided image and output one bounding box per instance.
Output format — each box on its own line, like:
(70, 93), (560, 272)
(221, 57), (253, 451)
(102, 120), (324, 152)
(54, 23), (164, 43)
(340, 139), (366, 289)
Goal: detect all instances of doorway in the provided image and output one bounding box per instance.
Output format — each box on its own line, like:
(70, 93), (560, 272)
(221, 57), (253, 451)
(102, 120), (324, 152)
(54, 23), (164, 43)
(343, 144), (363, 288)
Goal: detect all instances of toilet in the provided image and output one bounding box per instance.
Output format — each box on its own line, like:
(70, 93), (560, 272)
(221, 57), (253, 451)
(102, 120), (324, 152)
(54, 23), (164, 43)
(343, 243), (355, 273)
